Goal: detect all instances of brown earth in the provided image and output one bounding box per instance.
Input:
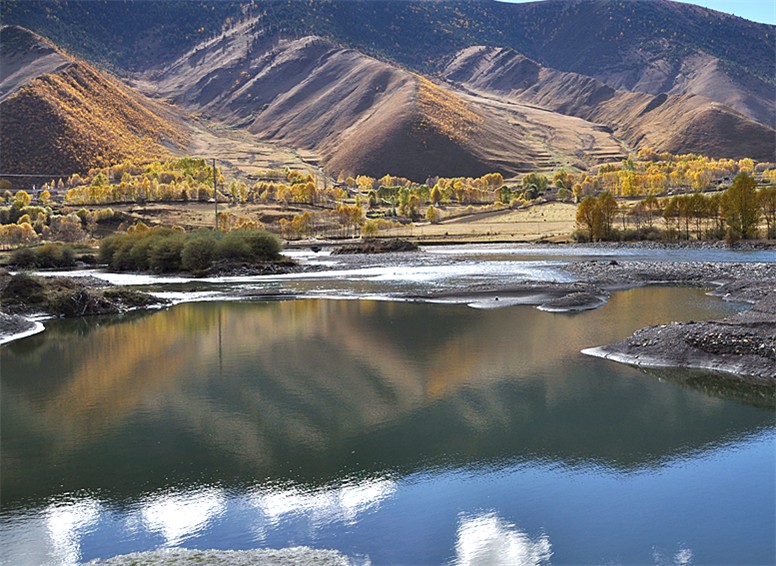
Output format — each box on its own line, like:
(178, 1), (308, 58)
(138, 30), (630, 179)
(444, 46), (776, 162)
(3, 15), (773, 185)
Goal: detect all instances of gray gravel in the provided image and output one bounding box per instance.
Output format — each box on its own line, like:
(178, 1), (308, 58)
(564, 260), (776, 292)
(584, 285), (776, 381)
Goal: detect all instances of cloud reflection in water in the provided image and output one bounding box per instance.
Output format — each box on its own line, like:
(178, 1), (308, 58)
(453, 512), (552, 566)
(140, 487), (226, 546)
(251, 478), (397, 529)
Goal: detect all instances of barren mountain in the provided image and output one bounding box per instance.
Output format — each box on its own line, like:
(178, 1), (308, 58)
(141, 28), (626, 179)
(4, 0), (773, 127)
(0, 26), (187, 176)
(444, 46), (776, 162)
(1, 0), (774, 179)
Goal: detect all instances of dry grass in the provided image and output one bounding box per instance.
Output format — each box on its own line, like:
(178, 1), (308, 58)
(380, 201), (577, 242)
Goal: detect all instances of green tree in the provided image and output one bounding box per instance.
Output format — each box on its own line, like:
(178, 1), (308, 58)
(758, 186), (776, 239)
(722, 173), (760, 239)
(522, 172), (549, 192)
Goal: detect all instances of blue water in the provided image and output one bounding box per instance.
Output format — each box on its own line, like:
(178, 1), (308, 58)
(2, 247), (774, 565)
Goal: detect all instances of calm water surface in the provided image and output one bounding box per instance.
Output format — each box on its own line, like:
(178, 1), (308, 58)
(2, 259), (775, 564)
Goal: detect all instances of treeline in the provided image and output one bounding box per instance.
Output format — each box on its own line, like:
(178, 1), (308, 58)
(61, 157), (221, 205)
(57, 158), (353, 207)
(572, 150), (773, 198)
(0, 188), (117, 246)
(4, 150), (775, 246)
(576, 173), (776, 242)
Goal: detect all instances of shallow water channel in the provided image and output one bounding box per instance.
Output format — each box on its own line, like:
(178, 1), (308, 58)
(1, 246), (775, 564)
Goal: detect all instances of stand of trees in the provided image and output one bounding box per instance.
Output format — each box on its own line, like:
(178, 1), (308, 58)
(576, 173), (775, 242)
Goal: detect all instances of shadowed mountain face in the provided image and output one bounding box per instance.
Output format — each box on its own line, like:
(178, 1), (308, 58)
(140, 28), (627, 178)
(1, 0), (774, 178)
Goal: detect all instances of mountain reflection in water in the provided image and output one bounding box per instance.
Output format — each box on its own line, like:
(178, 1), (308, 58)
(1, 288), (773, 564)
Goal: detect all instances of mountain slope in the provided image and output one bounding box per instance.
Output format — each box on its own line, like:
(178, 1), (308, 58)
(3, 0), (773, 127)
(0, 26), (188, 176)
(444, 46), (776, 161)
(142, 29), (627, 179)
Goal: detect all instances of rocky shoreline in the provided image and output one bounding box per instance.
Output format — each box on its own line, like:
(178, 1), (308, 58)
(569, 261), (776, 381)
(582, 290), (776, 382)
(0, 271), (167, 343)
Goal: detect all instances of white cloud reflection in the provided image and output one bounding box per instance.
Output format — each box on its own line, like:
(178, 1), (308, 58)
(453, 512), (552, 566)
(251, 478), (397, 528)
(653, 545), (695, 565)
(0, 498), (102, 566)
(45, 500), (102, 565)
(140, 487), (226, 546)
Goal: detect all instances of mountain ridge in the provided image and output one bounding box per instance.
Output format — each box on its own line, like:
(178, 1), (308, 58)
(1, 1), (774, 180)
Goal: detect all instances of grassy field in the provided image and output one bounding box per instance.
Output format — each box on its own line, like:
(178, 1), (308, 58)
(100, 200), (578, 244)
(381, 202), (577, 243)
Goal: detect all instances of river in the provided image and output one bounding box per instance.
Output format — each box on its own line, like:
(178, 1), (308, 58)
(1, 245), (774, 564)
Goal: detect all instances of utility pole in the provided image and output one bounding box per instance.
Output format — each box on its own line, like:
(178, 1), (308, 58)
(213, 158), (218, 231)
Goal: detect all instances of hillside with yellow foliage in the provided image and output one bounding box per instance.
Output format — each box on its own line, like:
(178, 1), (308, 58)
(0, 26), (188, 177)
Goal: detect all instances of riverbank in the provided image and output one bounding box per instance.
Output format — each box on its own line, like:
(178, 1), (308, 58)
(0, 271), (167, 343)
(583, 289), (776, 381)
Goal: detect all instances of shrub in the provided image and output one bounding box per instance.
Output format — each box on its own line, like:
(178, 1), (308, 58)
(10, 247), (37, 268)
(1, 273), (46, 309)
(239, 230), (281, 261)
(9, 244), (76, 268)
(99, 235), (120, 264)
(97, 227), (283, 272)
(111, 239), (139, 271)
(215, 231), (251, 261)
(128, 237), (155, 271)
(148, 235), (185, 272)
(182, 234), (217, 272)
(35, 243), (76, 268)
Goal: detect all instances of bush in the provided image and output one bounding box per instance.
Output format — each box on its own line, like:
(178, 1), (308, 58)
(1, 273), (46, 309)
(182, 234), (217, 272)
(111, 239), (138, 271)
(239, 230), (281, 261)
(10, 247), (37, 268)
(98, 227), (284, 272)
(215, 231), (251, 261)
(9, 244), (76, 268)
(99, 235), (122, 264)
(148, 235), (185, 272)
(35, 243), (76, 268)
(128, 237), (155, 271)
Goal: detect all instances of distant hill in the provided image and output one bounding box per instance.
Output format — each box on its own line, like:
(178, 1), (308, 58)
(141, 28), (627, 178)
(1, 1), (773, 179)
(444, 46), (775, 162)
(3, 0), (773, 126)
(0, 26), (188, 176)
